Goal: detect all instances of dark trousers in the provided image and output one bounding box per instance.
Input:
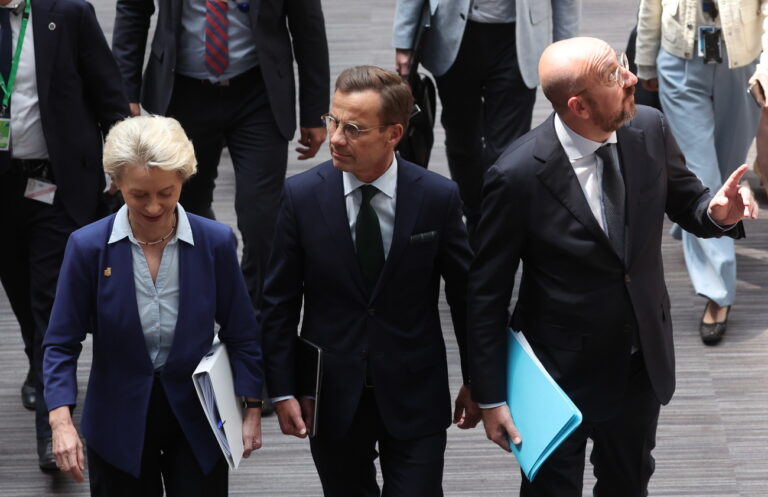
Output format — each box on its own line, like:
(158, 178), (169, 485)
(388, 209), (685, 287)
(168, 67), (289, 308)
(0, 163), (80, 441)
(520, 354), (661, 497)
(87, 377), (228, 497)
(309, 389), (446, 497)
(436, 21), (536, 232)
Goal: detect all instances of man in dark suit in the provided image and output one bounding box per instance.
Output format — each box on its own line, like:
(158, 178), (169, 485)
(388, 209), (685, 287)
(112, 0), (330, 311)
(0, 0), (128, 471)
(261, 65), (480, 496)
(468, 37), (757, 496)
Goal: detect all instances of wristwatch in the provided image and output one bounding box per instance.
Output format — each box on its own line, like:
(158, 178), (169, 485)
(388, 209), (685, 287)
(242, 399), (263, 409)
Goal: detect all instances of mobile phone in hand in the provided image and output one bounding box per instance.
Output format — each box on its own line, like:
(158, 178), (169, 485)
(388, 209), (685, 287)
(748, 81), (765, 107)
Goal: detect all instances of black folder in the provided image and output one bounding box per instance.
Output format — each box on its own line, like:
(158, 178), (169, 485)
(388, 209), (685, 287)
(296, 336), (323, 437)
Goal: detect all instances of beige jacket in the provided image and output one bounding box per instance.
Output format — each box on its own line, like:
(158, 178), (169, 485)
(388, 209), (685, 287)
(635, 0), (768, 79)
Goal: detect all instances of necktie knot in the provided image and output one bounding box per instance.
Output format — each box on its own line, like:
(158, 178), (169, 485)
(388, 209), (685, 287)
(359, 184), (379, 205)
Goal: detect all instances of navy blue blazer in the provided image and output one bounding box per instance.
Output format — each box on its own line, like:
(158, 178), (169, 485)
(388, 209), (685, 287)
(43, 212), (263, 477)
(30, 0), (129, 225)
(261, 158), (472, 440)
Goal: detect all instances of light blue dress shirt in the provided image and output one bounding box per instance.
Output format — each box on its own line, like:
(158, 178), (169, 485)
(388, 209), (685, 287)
(469, 0), (516, 24)
(176, 0), (259, 82)
(108, 203), (195, 370)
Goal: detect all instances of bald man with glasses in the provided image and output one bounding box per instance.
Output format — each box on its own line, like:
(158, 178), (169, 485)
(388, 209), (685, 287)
(260, 65), (480, 497)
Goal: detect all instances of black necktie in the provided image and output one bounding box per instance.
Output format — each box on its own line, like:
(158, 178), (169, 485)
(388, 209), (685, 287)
(0, 9), (11, 84)
(355, 185), (385, 292)
(0, 8), (11, 173)
(597, 144), (625, 259)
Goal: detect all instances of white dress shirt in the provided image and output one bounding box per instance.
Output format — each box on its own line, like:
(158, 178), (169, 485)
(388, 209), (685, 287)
(5, 2), (48, 159)
(554, 113), (618, 234)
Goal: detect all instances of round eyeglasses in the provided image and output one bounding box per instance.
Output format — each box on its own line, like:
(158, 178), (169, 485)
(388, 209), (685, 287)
(608, 52), (631, 88)
(321, 114), (394, 140)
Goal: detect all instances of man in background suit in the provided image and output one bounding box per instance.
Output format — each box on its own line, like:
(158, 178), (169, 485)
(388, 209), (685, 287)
(261, 65), (480, 496)
(468, 37), (757, 496)
(0, 0), (128, 471)
(392, 0), (579, 232)
(112, 0), (330, 310)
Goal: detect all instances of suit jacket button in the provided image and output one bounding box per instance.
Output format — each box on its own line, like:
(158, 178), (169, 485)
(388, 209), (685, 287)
(368, 308), (375, 316)
(624, 274), (631, 283)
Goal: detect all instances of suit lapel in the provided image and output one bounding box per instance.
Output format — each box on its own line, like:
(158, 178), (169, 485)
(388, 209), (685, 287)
(315, 164), (367, 295)
(616, 124), (649, 269)
(370, 159), (423, 301)
(31, 0), (60, 113)
(534, 117), (615, 254)
(104, 238), (154, 371)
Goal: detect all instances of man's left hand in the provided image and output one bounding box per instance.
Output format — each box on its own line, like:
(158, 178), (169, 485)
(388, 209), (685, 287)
(296, 127), (327, 160)
(453, 384), (482, 429)
(241, 404), (263, 458)
(708, 164), (759, 226)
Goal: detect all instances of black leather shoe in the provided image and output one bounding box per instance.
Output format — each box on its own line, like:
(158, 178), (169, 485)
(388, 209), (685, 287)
(21, 370), (36, 411)
(37, 437), (58, 472)
(700, 304), (730, 345)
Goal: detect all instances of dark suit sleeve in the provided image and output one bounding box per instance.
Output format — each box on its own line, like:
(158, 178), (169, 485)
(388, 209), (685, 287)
(659, 111), (745, 239)
(214, 229), (264, 399)
(112, 0), (155, 102)
(42, 234), (94, 411)
(438, 183), (473, 385)
(285, 0), (330, 128)
(78, 2), (131, 133)
(260, 183), (305, 397)
(467, 164), (526, 404)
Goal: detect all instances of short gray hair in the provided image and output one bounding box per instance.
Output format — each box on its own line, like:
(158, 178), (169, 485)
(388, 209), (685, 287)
(103, 115), (197, 181)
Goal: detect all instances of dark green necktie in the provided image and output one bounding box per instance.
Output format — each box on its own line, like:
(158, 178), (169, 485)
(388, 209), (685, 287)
(597, 143), (625, 259)
(355, 184), (384, 292)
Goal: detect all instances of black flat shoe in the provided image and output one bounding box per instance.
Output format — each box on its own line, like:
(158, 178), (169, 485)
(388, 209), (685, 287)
(700, 303), (730, 346)
(37, 437), (58, 472)
(21, 370), (36, 411)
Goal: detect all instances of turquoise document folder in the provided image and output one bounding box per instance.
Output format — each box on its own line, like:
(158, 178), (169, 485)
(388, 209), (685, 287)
(506, 329), (583, 481)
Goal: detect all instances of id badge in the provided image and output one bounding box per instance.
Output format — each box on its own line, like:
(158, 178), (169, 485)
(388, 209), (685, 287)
(24, 178), (57, 205)
(698, 26), (722, 64)
(0, 117), (10, 151)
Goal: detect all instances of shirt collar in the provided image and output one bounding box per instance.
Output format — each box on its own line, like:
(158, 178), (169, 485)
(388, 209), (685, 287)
(554, 113), (618, 161)
(108, 203), (195, 246)
(342, 153), (398, 198)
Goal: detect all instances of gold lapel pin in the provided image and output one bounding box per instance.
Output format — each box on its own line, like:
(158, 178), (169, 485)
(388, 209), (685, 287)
(103, 267), (112, 277)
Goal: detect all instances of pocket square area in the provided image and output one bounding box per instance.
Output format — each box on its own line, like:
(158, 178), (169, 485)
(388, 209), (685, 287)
(409, 231), (438, 243)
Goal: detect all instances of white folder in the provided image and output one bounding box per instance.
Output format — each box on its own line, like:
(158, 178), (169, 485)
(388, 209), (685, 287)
(192, 337), (244, 470)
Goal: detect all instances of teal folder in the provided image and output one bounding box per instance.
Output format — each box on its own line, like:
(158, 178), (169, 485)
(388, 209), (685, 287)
(506, 329), (583, 481)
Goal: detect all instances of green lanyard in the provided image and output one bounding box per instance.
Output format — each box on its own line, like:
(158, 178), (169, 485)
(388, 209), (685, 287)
(0, 0), (31, 112)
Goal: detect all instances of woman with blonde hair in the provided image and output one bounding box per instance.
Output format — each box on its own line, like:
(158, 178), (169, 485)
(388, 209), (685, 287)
(42, 115), (264, 496)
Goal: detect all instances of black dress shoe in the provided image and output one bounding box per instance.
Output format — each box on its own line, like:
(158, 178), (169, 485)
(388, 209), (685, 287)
(700, 304), (730, 345)
(21, 371), (36, 411)
(37, 437), (58, 472)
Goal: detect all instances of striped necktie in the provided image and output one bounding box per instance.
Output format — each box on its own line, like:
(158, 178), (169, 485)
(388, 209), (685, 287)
(204, 0), (229, 76)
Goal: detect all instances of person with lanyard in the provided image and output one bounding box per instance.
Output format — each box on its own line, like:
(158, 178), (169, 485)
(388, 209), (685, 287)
(0, 0), (129, 472)
(636, 0), (768, 344)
